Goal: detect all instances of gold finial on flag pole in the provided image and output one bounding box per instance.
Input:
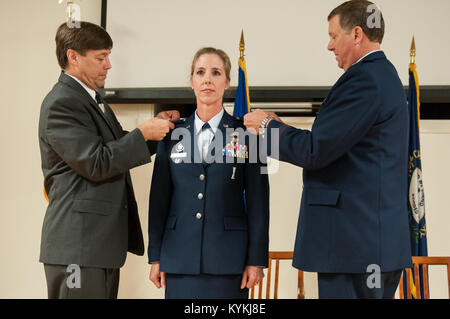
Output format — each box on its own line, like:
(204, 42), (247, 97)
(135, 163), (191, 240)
(239, 29), (245, 60)
(410, 36), (416, 64)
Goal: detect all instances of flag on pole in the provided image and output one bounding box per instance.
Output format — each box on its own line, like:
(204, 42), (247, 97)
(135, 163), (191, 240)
(233, 30), (251, 209)
(233, 30), (251, 119)
(402, 36), (428, 299)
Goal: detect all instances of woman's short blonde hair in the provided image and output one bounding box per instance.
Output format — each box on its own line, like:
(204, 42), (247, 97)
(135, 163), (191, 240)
(190, 47), (232, 82)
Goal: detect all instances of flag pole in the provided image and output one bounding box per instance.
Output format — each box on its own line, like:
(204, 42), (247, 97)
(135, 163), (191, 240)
(239, 29), (245, 60)
(410, 36), (416, 65)
(409, 36), (420, 130)
(239, 30), (251, 113)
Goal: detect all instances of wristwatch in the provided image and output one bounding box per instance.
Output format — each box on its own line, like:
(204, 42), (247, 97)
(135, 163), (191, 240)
(259, 115), (274, 135)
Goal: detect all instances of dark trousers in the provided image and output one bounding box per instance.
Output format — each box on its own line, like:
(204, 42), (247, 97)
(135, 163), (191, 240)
(44, 264), (120, 299)
(318, 270), (402, 299)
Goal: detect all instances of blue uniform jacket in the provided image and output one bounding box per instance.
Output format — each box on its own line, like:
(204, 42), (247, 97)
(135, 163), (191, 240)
(267, 51), (412, 273)
(148, 110), (270, 275)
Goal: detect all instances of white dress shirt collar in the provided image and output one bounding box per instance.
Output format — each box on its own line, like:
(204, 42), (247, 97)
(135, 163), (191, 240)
(64, 72), (97, 103)
(194, 107), (224, 135)
(354, 49), (383, 65)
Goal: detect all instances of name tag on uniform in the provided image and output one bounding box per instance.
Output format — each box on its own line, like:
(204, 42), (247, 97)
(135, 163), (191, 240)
(170, 152), (187, 158)
(171, 142), (187, 163)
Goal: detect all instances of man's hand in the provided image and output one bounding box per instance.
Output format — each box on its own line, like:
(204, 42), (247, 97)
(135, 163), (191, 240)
(149, 262), (166, 289)
(156, 110), (180, 121)
(138, 118), (175, 141)
(244, 109), (281, 135)
(240, 265), (264, 289)
(265, 110), (282, 123)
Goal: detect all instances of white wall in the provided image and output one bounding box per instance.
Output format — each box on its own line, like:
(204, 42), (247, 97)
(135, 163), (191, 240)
(1, 0), (449, 299)
(105, 0), (450, 87)
(0, 0), (102, 298)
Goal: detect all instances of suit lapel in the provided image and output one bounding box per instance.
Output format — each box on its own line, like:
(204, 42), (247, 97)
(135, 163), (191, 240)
(318, 51), (387, 121)
(88, 97), (120, 140)
(103, 103), (123, 138)
(58, 72), (119, 139)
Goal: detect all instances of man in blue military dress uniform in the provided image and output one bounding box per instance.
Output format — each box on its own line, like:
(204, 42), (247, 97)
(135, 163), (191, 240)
(245, 1), (412, 299)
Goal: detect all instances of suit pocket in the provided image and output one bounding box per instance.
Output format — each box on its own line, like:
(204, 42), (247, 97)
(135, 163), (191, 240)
(306, 188), (341, 206)
(72, 199), (119, 215)
(224, 216), (247, 231)
(165, 216), (177, 230)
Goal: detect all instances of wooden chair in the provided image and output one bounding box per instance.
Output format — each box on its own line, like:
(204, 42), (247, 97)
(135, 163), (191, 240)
(398, 256), (450, 299)
(250, 251), (305, 299)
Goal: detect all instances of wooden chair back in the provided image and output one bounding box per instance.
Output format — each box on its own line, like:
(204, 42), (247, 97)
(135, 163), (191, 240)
(398, 256), (450, 299)
(250, 251), (305, 299)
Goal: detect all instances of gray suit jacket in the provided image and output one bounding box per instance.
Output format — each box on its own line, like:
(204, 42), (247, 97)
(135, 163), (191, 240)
(38, 71), (155, 268)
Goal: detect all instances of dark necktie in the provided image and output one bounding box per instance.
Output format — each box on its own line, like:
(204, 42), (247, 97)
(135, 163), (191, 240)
(95, 92), (130, 186)
(95, 91), (121, 137)
(202, 122), (211, 132)
(95, 91), (105, 113)
(201, 123), (216, 163)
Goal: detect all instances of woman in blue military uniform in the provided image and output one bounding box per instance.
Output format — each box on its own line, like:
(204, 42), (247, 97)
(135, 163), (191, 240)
(148, 47), (270, 299)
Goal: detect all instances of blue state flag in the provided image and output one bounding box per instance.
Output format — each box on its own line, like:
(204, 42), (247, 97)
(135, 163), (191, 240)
(402, 61), (428, 298)
(233, 56), (251, 119)
(233, 43), (251, 210)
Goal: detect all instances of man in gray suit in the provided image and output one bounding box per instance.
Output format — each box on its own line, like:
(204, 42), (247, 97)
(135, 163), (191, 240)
(38, 21), (178, 298)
